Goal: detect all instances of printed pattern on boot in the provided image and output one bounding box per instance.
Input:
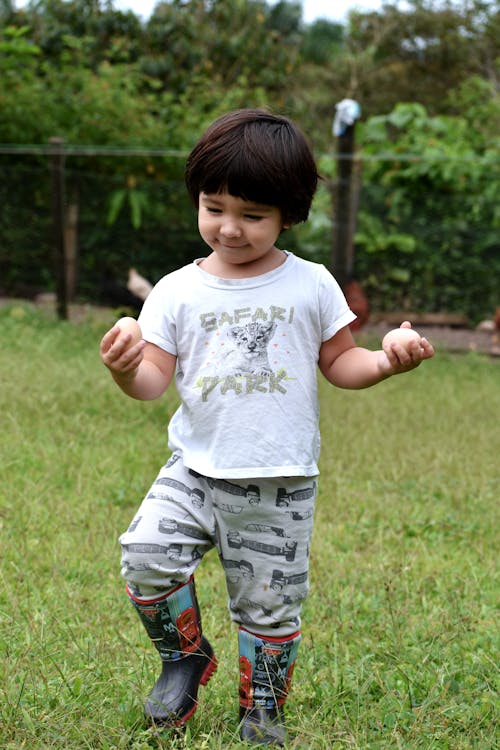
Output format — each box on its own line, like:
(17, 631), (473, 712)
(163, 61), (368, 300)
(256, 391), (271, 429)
(128, 578), (218, 726)
(238, 628), (301, 746)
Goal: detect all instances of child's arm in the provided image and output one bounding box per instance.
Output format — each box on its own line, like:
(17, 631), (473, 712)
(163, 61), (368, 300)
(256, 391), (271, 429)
(100, 325), (176, 400)
(319, 322), (434, 389)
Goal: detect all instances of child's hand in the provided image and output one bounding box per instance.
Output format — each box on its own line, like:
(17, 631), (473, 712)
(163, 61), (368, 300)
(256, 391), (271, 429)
(100, 324), (145, 380)
(379, 321), (434, 376)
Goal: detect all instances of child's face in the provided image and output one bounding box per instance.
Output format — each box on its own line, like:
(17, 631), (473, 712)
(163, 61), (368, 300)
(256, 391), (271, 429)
(198, 191), (286, 269)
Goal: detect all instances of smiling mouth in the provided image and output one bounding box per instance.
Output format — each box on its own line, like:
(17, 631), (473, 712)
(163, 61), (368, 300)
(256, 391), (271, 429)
(219, 241), (247, 249)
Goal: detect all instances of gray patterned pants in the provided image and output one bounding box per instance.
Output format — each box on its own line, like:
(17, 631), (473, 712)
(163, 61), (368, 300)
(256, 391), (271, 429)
(119, 454), (318, 637)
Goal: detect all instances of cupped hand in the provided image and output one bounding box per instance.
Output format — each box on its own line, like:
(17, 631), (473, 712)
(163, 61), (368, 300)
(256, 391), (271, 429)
(379, 322), (435, 376)
(100, 324), (145, 378)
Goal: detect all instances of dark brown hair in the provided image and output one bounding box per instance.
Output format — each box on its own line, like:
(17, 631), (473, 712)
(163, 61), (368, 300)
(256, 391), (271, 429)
(185, 109), (319, 225)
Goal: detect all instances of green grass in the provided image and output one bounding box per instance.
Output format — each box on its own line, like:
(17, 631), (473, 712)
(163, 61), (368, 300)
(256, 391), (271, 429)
(1, 302), (498, 749)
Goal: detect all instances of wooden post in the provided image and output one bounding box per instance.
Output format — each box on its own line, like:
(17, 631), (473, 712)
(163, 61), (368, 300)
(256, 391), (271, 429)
(347, 157), (362, 278)
(332, 124), (356, 292)
(49, 137), (68, 320)
(64, 203), (79, 301)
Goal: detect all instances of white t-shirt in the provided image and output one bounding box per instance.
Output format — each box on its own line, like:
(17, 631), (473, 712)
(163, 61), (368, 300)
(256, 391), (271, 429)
(138, 252), (356, 478)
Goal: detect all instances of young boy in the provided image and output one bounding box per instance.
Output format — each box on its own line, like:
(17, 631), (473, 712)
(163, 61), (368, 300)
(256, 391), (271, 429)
(100, 109), (434, 746)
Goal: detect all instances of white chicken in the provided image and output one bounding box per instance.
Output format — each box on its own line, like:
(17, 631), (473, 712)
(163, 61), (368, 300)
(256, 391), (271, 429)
(127, 267), (153, 301)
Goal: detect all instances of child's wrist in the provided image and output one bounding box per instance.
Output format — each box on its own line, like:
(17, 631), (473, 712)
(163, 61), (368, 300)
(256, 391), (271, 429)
(112, 367), (139, 385)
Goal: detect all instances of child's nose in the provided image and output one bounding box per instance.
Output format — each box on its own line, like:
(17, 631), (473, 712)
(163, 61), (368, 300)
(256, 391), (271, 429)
(220, 218), (242, 237)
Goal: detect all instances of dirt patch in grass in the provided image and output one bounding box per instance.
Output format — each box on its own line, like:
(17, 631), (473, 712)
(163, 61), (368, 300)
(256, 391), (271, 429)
(360, 321), (500, 357)
(2, 294), (499, 357)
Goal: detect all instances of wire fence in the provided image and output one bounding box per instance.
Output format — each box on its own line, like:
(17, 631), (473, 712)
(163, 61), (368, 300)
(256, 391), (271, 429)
(1, 144), (499, 321)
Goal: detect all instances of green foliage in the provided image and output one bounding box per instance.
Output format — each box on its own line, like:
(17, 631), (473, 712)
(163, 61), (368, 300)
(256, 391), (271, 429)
(0, 23), (40, 57)
(339, 0), (500, 119)
(1, 0), (499, 318)
(0, 306), (498, 748)
(296, 94), (500, 320)
(107, 183), (150, 229)
(354, 100), (500, 319)
(301, 18), (344, 65)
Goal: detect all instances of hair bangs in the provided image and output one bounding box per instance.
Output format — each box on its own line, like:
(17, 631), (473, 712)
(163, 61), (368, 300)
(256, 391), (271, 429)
(185, 109), (319, 224)
(198, 140), (278, 207)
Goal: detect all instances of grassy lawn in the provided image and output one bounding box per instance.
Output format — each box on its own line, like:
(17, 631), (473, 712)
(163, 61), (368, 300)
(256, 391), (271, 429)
(1, 303), (498, 749)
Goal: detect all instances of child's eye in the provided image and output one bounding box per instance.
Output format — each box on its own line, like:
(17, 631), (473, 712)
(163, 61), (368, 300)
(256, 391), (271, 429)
(244, 214), (263, 221)
(206, 207), (222, 214)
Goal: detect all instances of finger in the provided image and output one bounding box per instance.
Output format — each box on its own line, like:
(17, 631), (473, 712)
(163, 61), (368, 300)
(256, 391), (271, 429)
(399, 342), (425, 369)
(420, 338), (435, 358)
(123, 351), (144, 372)
(407, 339), (423, 355)
(115, 340), (145, 369)
(100, 325), (121, 354)
(122, 339), (145, 361)
(384, 342), (409, 367)
(381, 342), (398, 363)
(108, 331), (138, 359)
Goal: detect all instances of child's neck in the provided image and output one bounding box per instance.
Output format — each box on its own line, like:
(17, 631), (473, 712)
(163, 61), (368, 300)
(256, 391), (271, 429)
(199, 247), (286, 279)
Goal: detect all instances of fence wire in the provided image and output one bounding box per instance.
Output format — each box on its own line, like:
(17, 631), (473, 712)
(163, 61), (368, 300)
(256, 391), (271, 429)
(1, 147), (499, 321)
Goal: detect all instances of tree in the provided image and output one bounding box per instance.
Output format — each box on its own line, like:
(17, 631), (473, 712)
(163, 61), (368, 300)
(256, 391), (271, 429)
(343, 0), (500, 117)
(301, 18), (344, 66)
(353, 96), (500, 319)
(142, 0), (302, 96)
(1, 0), (498, 317)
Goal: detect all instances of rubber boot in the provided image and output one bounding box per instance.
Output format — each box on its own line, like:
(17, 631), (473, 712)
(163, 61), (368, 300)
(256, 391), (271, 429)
(238, 627), (301, 747)
(127, 577), (217, 727)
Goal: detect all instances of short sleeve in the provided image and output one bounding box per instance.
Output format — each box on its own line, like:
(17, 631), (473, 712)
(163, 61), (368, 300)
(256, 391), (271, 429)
(137, 275), (178, 356)
(317, 265), (357, 341)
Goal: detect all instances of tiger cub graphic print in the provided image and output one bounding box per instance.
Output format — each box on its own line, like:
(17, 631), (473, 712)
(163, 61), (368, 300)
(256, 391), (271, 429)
(220, 321), (277, 376)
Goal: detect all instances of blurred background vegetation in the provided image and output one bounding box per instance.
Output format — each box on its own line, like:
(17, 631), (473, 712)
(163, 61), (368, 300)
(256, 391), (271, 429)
(0, 0), (498, 321)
